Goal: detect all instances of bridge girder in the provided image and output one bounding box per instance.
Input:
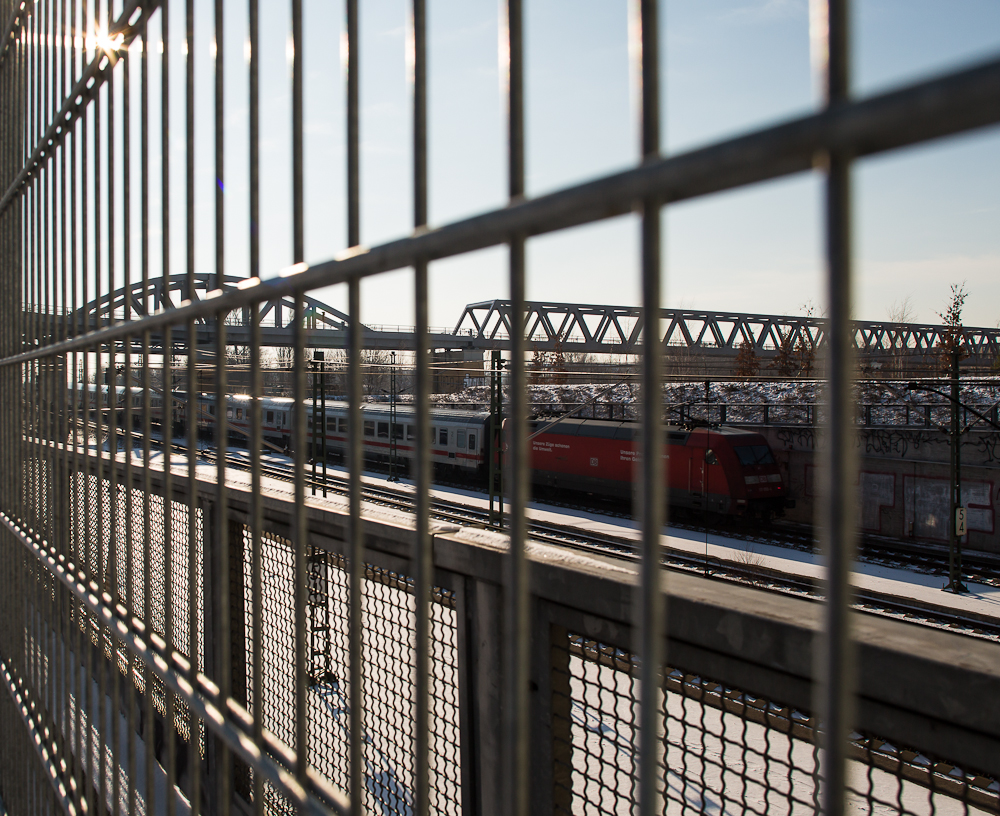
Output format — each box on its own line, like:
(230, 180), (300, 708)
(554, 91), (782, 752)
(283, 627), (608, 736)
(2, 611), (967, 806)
(454, 299), (1000, 358)
(49, 286), (1000, 360)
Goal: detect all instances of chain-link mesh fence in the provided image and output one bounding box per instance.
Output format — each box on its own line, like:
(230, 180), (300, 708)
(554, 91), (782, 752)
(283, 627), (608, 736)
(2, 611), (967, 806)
(553, 632), (1000, 816)
(240, 526), (462, 815)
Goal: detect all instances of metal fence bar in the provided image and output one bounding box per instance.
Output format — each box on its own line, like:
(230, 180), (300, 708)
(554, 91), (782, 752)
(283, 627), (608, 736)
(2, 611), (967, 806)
(502, 1), (529, 815)
(411, 0), (431, 812)
(636, 2), (665, 816)
(816, 3), (860, 815)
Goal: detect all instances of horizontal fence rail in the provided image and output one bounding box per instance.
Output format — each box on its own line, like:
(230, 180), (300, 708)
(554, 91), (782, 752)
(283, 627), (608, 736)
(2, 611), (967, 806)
(1, 0), (999, 814)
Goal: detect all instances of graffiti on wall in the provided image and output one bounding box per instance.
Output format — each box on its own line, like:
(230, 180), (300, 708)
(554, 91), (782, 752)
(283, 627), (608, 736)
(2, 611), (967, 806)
(903, 476), (995, 541)
(802, 466), (996, 541)
(858, 472), (895, 532)
(862, 429), (939, 459)
(774, 427), (816, 451)
(973, 433), (1000, 465)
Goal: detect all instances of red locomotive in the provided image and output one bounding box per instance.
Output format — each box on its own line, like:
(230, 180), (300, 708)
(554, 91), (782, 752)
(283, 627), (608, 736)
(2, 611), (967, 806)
(527, 417), (788, 519)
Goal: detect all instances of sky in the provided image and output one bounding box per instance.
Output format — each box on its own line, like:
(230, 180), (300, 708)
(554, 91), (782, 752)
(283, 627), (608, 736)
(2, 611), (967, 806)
(116, 0), (1000, 332)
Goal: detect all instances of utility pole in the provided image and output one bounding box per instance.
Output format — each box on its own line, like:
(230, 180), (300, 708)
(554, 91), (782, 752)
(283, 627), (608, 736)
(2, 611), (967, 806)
(318, 351), (326, 497)
(488, 350), (504, 527)
(388, 350), (399, 482)
(311, 353), (318, 496)
(947, 345), (968, 593)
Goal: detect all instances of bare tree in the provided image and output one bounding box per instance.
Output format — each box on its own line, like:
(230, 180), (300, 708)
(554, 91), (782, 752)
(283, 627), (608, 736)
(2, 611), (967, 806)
(325, 349), (394, 396)
(937, 282), (968, 374)
(768, 335), (798, 378)
(886, 296), (914, 325)
(275, 345), (294, 369)
(882, 297), (916, 376)
(734, 339), (760, 379)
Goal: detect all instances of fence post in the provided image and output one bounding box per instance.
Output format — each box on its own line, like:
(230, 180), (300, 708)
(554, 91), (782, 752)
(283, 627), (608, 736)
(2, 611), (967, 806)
(203, 504), (250, 812)
(545, 622), (572, 815)
(464, 574), (504, 816)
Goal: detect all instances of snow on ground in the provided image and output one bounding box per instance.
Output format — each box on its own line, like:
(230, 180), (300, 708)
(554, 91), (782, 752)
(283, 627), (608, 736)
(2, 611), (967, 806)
(431, 380), (1000, 410)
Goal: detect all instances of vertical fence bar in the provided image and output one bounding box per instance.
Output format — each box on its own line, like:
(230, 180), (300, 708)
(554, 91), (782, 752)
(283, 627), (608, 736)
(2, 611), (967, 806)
(247, 0), (264, 809)
(290, 0), (309, 805)
(502, 2), (529, 816)
(293, 289), (309, 809)
(410, 0), (431, 811)
(636, 1), (664, 816)
(215, 309), (232, 816)
(345, 0), (363, 810)
(814, 1), (856, 815)
(140, 11), (156, 811)
(347, 277), (363, 816)
(121, 31), (139, 816)
(186, 0), (205, 807)
(162, 0), (178, 804)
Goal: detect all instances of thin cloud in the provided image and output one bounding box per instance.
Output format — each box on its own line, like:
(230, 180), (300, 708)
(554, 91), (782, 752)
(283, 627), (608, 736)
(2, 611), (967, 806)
(719, 0), (807, 24)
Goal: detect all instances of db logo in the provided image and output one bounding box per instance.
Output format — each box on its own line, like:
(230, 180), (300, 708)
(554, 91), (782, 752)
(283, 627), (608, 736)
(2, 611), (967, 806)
(590, 457), (598, 467)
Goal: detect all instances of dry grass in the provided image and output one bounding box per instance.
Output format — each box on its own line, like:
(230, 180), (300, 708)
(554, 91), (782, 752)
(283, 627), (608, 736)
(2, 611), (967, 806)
(732, 544), (768, 587)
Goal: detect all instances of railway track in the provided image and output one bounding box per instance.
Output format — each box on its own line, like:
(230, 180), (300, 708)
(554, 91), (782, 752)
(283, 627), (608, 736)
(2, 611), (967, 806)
(522, 483), (1000, 588)
(194, 446), (1000, 642)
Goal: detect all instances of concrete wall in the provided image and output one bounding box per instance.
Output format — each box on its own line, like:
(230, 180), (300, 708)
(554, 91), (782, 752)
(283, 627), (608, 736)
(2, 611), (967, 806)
(759, 424), (1000, 554)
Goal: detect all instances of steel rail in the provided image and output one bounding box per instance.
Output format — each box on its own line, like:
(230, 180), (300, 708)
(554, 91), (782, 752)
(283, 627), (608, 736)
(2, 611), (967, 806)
(2, 55), (998, 368)
(0, 0), (155, 215)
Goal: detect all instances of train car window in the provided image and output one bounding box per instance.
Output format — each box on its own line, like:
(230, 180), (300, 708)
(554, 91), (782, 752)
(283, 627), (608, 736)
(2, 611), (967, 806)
(456, 430), (466, 448)
(364, 421), (375, 437)
(733, 445), (774, 466)
(468, 433), (476, 450)
(236, 408), (243, 420)
(267, 410), (273, 423)
(439, 428), (447, 445)
(210, 405), (215, 415)
(377, 422), (389, 439)
(308, 416), (313, 428)
(338, 418), (347, 433)
(393, 424), (404, 440)
(406, 425), (415, 440)
(227, 408), (234, 419)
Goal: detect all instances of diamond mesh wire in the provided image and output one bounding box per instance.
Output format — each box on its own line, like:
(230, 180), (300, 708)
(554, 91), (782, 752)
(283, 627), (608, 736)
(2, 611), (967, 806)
(241, 526), (462, 815)
(553, 633), (1000, 816)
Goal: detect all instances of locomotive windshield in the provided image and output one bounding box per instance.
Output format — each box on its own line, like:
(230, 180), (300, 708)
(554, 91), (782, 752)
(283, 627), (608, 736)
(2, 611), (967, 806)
(733, 445), (775, 466)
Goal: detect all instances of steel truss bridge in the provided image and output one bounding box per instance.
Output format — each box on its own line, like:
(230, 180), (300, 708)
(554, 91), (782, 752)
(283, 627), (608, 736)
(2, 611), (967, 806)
(31, 273), (467, 354)
(454, 300), (1000, 360)
(41, 285), (1000, 362)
